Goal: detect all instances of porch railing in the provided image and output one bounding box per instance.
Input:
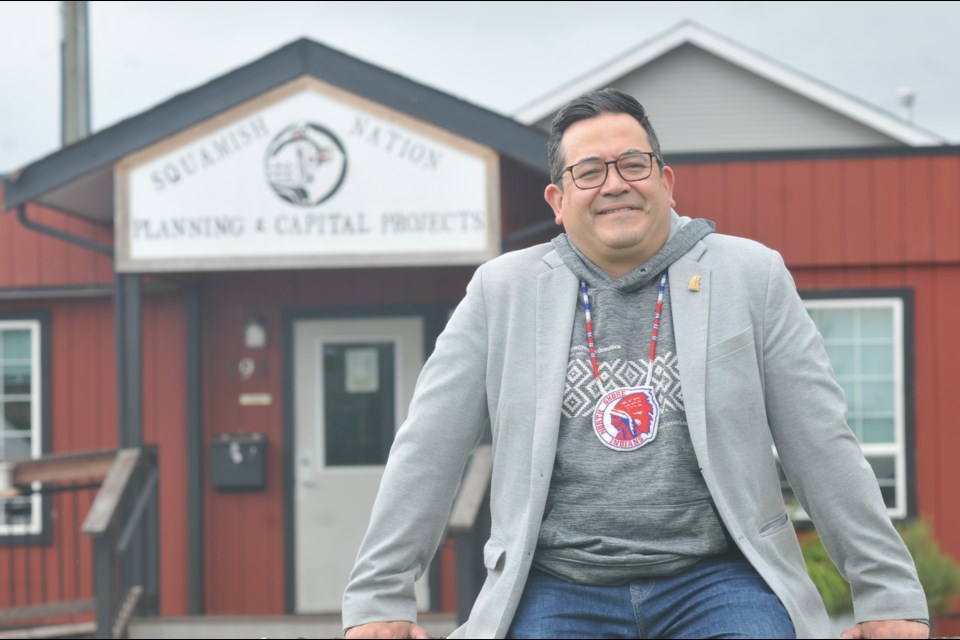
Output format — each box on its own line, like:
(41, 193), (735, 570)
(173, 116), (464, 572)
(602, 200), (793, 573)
(0, 447), (158, 638)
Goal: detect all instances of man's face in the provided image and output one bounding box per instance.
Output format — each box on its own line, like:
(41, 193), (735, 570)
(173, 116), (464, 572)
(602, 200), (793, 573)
(545, 113), (675, 277)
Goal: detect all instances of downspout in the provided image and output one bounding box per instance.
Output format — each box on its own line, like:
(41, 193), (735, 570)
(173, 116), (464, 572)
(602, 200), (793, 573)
(14, 202), (134, 445)
(16, 203), (112, 256)
(15, 199), (126, 424)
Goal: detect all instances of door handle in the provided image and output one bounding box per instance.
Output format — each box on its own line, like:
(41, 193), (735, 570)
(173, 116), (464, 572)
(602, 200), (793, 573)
(299, 455), (316, 486)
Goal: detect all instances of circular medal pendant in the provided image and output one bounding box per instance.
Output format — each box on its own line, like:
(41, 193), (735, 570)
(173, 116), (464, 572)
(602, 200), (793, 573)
(592, 386), (660, 451)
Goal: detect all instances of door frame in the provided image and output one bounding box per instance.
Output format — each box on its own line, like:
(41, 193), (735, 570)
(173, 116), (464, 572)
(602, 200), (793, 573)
(281, 305), (452, 614)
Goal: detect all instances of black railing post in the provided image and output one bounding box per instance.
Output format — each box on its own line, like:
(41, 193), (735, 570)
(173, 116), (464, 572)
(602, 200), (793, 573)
(446, 445), (493, 625)
(452, 529), (475, 626)
(452, 490), (491, 625)
(113, 457), (161, 629)
(93, 533), (116, 639)
(143, 465), (160, 615)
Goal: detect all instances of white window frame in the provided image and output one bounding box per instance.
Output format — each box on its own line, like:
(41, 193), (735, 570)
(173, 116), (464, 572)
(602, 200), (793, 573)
(788, 297), (907, 520)
(1, 319), (44, 536)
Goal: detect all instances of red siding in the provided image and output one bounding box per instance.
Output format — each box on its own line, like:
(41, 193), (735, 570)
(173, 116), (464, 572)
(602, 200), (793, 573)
(142, 295), (190, 616)
(903, 159), (934, 263)
(753, 162), (785, 252)
(781, 161), (816, 265)
(675, 154), (960, 267)
(872, 158), (908, 264)
(0, 192), (113, 288)
(838, 160), (874, 265)
(717, 163), (755, 244)
(932, 157), (960, 263)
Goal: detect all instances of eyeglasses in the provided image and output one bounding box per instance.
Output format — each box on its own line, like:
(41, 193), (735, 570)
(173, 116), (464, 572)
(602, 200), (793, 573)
(561, 151), (660, 190)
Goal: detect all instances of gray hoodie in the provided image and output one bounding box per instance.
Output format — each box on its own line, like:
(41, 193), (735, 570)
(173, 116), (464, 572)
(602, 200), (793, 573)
(533, 214), (729, 585)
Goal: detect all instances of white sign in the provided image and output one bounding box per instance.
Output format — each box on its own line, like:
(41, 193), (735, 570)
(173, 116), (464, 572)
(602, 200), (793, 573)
(116, 80), (500, 272)
(345, 348), (379, 393)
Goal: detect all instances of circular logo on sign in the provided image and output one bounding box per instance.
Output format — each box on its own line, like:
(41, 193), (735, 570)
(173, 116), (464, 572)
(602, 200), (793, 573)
(264, 123), (348, 206)
(592, 386), (660, 451)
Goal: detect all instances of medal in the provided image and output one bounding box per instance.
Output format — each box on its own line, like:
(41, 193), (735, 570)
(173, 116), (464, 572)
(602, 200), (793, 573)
(580, 272), (667, 451)
(593, 386), (660, 451)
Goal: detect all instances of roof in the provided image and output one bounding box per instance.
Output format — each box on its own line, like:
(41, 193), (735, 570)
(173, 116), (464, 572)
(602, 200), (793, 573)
(3, 38), (548, 221)
(513, 21), (946, 147)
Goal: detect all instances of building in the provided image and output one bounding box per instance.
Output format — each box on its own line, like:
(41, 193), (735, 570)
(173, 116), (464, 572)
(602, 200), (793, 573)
(3, 29), (959, 637)
(515, 21), (946, 152)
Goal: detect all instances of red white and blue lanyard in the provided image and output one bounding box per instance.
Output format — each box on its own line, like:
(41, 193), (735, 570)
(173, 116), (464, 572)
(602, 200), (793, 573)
(579, 272), (668, 396)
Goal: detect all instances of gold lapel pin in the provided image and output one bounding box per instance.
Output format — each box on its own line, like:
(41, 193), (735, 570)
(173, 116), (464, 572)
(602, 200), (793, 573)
(688, 275), (701, 292)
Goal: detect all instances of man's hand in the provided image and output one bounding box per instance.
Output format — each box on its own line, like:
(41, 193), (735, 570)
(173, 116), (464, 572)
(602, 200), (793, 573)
(344, 621), (431, 639)
(841, 620), (928, 639)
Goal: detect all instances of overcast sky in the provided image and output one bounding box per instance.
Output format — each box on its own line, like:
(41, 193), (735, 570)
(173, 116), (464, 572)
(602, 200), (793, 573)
(1, 1), (958, 174)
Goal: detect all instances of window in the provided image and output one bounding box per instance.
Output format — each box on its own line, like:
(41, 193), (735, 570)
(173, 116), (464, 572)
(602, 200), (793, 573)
(780, 295), (910, 520)
(323, 342), (396, 466)
(1, 317), (47, 539)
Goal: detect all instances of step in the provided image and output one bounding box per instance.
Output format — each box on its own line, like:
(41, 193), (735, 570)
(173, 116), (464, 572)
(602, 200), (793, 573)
(0, 622), (95, 639)
(129, 612), (459, 639)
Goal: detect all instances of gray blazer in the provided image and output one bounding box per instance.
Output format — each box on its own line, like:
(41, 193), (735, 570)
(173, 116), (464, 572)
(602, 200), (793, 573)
(342, 230), (927, 638)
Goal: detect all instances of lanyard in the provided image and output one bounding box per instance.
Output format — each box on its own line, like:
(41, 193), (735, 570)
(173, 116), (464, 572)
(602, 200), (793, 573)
(579, 272), (668, 396)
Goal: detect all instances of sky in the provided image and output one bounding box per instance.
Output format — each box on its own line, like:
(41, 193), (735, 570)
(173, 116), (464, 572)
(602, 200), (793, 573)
(1, 1), (959, 174)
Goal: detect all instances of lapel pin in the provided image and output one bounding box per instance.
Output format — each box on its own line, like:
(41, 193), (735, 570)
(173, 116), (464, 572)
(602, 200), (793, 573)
(688, 275), (701, 292)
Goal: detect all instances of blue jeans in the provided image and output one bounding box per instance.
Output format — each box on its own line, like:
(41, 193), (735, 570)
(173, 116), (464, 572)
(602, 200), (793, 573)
(508, 552), (796, 639)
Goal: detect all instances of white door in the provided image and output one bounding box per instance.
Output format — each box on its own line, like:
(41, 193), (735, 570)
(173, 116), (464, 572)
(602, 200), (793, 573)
(293, 316), (428, 612)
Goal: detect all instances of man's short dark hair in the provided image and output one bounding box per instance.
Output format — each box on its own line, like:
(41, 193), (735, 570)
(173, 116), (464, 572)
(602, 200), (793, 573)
(546, 89), (664, 186)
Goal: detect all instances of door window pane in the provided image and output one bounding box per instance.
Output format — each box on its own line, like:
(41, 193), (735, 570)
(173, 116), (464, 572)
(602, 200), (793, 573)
(861, 345), (893, 374)
(860, 309), (893, 339)
(1, 330), (31, 360)
(860, 381), (894, 413)
(861, 418), (895, 444)
(3, 363), (31, 395)
(323, 342), (396, 466)
(0, 435), (32, 461)
(3, 400), (32, 432)
(1, 497), (33, 528)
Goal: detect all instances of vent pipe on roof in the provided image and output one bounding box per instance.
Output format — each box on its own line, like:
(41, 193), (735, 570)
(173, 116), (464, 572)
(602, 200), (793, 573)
(61, 1), (91, 145)
(896, 87), (915, 123)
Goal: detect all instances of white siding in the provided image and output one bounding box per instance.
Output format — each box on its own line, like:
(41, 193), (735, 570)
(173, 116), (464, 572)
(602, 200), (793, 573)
(532, 44), (903, 153)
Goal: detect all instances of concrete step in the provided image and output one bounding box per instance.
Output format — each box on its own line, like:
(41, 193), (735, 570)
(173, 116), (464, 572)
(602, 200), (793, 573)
(0, 622), (95, 639)
(128, 612), (459, 639)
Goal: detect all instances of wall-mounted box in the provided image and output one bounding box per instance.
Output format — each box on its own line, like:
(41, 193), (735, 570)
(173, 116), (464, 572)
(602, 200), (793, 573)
(210, 432), (266, 491)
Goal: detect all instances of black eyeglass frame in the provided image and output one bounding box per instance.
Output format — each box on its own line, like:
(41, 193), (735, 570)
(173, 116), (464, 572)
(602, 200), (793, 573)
(560, 151), (663, 190)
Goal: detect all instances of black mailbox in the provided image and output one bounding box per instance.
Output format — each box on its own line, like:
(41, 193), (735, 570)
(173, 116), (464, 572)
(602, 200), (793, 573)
(210, 432), (266, 491)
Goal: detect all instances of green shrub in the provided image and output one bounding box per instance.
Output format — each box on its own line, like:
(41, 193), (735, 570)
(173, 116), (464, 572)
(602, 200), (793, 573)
(800, 519), (960, 617)
(800, 530), (853, 616)
(898, 520), (960, 616)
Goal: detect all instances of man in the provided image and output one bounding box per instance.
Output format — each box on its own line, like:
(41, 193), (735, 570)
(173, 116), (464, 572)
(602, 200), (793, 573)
(342, 89), (928, 638)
